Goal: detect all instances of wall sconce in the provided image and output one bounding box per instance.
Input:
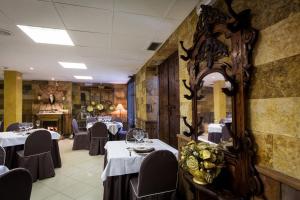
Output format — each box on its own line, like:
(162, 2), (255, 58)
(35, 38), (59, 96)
(62, 96), (66, 102)
(37, 95), (41, 101)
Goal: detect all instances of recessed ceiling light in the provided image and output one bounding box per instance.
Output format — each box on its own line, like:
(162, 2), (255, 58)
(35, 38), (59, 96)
(17, 25), (74, 46)
(58, 62), (87, 69)
(74, 76), (93, 80)
(29, 67), (34, 70)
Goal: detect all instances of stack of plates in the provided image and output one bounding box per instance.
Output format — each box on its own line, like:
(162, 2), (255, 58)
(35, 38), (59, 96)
(133, 146), (155, 153)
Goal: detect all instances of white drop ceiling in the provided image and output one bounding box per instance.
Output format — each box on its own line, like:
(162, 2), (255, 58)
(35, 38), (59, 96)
(0, 0), (199, 83)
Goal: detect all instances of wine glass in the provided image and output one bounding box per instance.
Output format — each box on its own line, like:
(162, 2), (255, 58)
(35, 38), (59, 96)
(143, 132), (149, 143)
(136, 130), (145, 144)
(36, 120), (40, 128)
(29, 122), (34, 130)
(18, 123), (24, 132)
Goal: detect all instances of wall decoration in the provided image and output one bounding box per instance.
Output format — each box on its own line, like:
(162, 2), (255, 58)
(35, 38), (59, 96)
(179, 0), (262, 198)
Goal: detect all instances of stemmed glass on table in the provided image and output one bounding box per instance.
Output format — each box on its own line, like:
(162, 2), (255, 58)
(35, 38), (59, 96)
(133, 129), (145, 146)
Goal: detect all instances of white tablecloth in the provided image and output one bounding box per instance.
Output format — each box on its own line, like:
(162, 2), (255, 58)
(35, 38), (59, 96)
(0, 165), (9, 175)
(208, 123), (223, 133)
(0, 130), (61, 147)
(86, 122), (123, 135)
(101, 139), (178, 181)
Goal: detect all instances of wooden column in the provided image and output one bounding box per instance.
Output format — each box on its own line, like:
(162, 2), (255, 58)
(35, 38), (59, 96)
(4, 71), (22, 130)
(213, 80), (226, 123)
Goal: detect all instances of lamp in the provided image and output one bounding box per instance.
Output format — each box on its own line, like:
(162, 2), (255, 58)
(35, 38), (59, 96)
(116, 103), (124, 118)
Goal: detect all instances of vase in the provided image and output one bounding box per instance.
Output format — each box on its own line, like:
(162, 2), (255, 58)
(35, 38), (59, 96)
(192, 176), (208, 185)
(189, 169), (208, 185)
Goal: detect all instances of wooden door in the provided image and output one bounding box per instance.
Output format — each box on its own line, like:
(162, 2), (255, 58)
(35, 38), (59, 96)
(159, 59), (170, 144)
(159, 52), (180, 148)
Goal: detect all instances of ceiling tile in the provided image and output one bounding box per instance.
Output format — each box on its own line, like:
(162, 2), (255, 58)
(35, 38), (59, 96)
(113, 12), (161, 37)
(0, 0), (196, 83)
(55, 3), (113, 33)
(166, 0), (198, 20)
(69, 31), (110, 48)
(111, 34), (153, 51)
(115, 0), (174, 17)
(0, 0), (64, 28)
(75, 46), (108, 59)
(109, 49), (153, 61)
(53, 0), (114, 10)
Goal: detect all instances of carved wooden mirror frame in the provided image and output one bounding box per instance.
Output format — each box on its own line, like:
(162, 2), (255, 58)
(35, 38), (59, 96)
(180, 0), (262, 197)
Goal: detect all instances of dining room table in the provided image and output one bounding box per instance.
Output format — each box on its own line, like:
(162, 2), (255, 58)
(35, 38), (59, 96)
(86, 121), (123, 140)
(101, 139), (178, 200)
(207, 123), (223, 144)
(0, 129), (62, 169)
(0, 165), (9, 175)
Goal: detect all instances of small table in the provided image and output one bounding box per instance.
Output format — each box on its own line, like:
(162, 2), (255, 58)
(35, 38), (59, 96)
(86, 122), (123, 135)
(102, 139), (178, 200)
(0, 165), (9, 175)
(208, 124), (223, 144)
(0, 130), (62, 169)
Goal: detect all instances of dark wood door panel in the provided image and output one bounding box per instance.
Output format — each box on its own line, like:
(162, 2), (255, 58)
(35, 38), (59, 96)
(159, 51), (180, 148)
(159, 61), (169, 144)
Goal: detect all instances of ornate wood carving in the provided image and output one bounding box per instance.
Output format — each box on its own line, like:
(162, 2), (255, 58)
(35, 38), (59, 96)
(180, 0), (262, 198)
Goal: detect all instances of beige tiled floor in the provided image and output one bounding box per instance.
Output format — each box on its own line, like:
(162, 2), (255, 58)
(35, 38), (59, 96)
(30, 139), (104, 200)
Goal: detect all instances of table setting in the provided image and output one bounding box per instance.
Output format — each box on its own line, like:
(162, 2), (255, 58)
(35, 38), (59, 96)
(102, 128), (178, 200)
(0, 124), (62, 169)
(86, 121), (123, 135)
(102, 128), (178, 181)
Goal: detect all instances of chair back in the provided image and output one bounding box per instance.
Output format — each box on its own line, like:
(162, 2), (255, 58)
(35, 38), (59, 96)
(72, 119), (80, 134)
(0, 146), (5, 165)
(86, 117), (97, 124)
(24, 130), (52, 156)
(137, 150), (178, 197)
(6, 123), (20, 131)
(0, 168), (32, 200)
(221, 123), (231, 141)
(91, 122), (108, 138)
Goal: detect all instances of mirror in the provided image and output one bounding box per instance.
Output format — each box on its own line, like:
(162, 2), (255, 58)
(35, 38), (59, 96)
(196, 72), (233, 145)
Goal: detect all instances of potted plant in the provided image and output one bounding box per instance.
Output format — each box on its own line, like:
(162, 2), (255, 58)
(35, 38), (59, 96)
(180, 140), (225, 185)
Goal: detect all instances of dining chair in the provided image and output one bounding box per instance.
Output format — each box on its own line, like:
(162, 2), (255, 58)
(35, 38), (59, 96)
(6, 122), (20, 131)
(221, 123), (231, 141)
(129, 150), (178, 200)
(72, 119), (89, 150)
(0, 146), (6, 165)
(0, 168), (32, 200)
(17, 130), (55, 182)
(89, 122), (108, 156)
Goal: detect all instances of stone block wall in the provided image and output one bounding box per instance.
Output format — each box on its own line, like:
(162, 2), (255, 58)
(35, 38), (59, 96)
(133, 0), (300, 184)
(135, 66), (159, 129)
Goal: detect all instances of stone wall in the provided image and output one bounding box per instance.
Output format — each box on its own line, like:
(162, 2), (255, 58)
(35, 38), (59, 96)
(248, 12), (300, 179)
(177, 0), (300, 181)
(135, 65), (159, 129)
(133, 0), (300, 183)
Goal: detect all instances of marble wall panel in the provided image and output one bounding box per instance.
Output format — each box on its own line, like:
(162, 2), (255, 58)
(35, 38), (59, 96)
(273, 135), (300, 179)
(249, 97), (300, 138)
(253, 12), (300, 66)
(249, 54), (300, 99)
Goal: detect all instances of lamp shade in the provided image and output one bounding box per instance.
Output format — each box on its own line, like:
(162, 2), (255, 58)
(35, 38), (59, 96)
(116, 103), (124, 111)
